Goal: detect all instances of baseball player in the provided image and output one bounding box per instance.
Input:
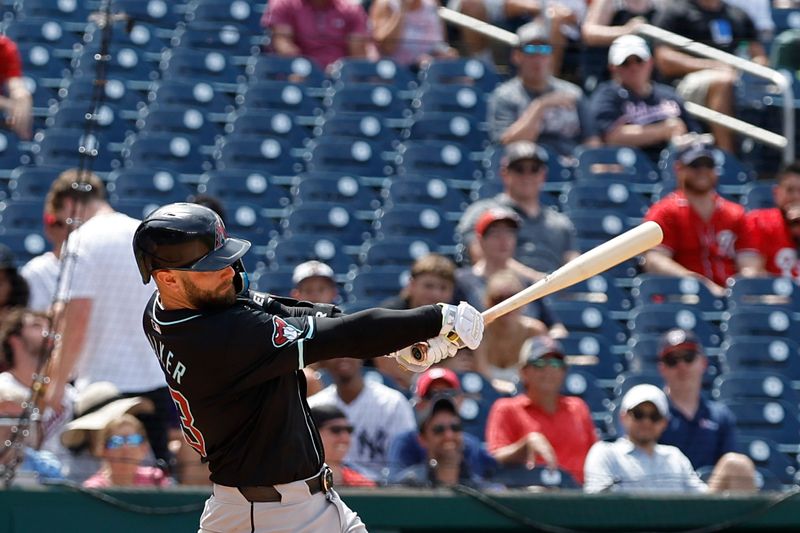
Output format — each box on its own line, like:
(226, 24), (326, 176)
(132, 203), (484, 533)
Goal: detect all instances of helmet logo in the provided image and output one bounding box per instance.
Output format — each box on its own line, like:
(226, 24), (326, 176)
(272, 316), (301, 347)
(214, 222), (226, 250)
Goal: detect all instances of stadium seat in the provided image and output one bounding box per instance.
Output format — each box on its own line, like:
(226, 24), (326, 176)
(631, 275), (726, 315)
(123, 132), (207, 174)
(419, 58), (500, 93)
(328, 59), (416, 91)
(481, 144), (574, 187)
(559, 332), (625, 383)
(345, 266), (409, 304)
(570, 212), (630, 242)
(32, 128), (118, 171)
(613, 371), (664, 399)
(562, 181), (649, 220)
(374, 205), (457, 243)
(326, 84), (410, 120)
(137, 105), (222, 147)
(726, 276), (800, 311)
(60, 77), (146, 114)
(197, 170), (291, 210)
(736, 435), (797, 485)
(149, 79), (235, 114)
(174, 22), (256, 58)
(548, 301), (628, 346)
(238, 80), (323, 118)
(83, 20), (167, 55)
(266, 235), (351, 275)
(562, 368), (612, 415)
(16, 43), (70, 83)
(722, 337), (800, 381)
(48, 102), (132, 145)
(305, 139), (392, 176)
(22, 75), (58, 109)
(723, 399), (800, 451)
(223, 201), (280, 246)
(110, 0), (183, 29)
(0, 199), (45, 232)
(411, 85), (486, 121)
(712, 371), (800, 406)
(740, 180), (776, 211)
(292, 174), (381, 212)
(549, 274), (633, 318)
(489, 466), (580, 489)
(3, 18), (80, 53)
(250, 267), (295, 294)
(7, 166), (64, 200)
(282, 202), (373, 248)
(246, 54), (326, 88)
(722, 306), (800, 343)
(359, 236), (436, 268)
(186, 0), (263, 34)
(574, 146), (661, 192)
(0, 229), (48, 264)
(17, 0), (91, 27)
(772, 8), (800, 34)
(110, 198), (162, 220)
(314, 113), (401, 152)
(0, 131), (25, 174)
(405, 113), (487, 152)
(106, 169), (190, 203)
(72, 47), (157, 86)
(397, 141), (480, 180)
(456, 370), (506, 439)
(628, 304), (722, 348)
(659, 148), (755, 194)
(215, 135), (303, 175)
(160, 48), (244, 87)
(382, 176), (469, 215)
(227, 109), (311, 148)
(472, 178), (560, 211)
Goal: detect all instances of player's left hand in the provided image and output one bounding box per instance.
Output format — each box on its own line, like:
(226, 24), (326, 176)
(391, 335), (458, 373)
(439, 302), (484, 350)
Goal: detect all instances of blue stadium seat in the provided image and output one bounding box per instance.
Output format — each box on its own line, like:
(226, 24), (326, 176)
(631, 275), (727, 315)
(247, 55), (326, 88)
(17, 0), (91, 27)
(215, 135), (303, 175)
(736, 436), (797, 485)
(250, 267), (295, 294)
(628, 304), (722, 348)
(16, 43), (70, 82)
(197, 170), (291, 209)
(726, 276), (800, 311)
(72, 47), (157, 86)
(659, 148), (755, 194)
(346, 266), (409, 304)
(329, 58), (416, 91)
(48, 102), (132, 144)
(0, 131), (25, 174)
(382, 176), (468, 215)
(722, 306), (800, 343)
(32, 128), (118, 171)
(575, 146), (661, 191)
(326, 84), (410, 120)
(548, 301), (628, 345)
(406, 113), (487, 152)
(109, 198), (162, 220)
(266, 235), (351, 274)
(740, 180), (776, 211)
(559, 332), (626, 382)
(123, 132), (206, 174)
(293, 174), (381, 212)
(160, 48), (244, 87)
(0, 229), (49, 264)
(481, 144), (574, 187)
(186, 0), (263, 34)
(359, 236), (435, 268)
(137, 105), (222, 147)
(549, 274), (633, 318)
(22, 75), (58, 109)
(282, 202), (373, 247)
(570, 211), (630, 242)
(562, 181), (650, 220)
(562, 368), (612, 414)
(374, 205), (457, 243)
(106, 169), (190, 203)
(412, 85), (486, 120)
(175, 22), (256, 57)
(772, 8), (800, 33)
(419, 58), (500, 93)
(83, 20), (167, 55)
(3, 18), (79, 52)
(111, 0), (183, 29)
(722, 337), (800, 381)
(397, 141), (480, 179)
(712, 371), (800, 406)
(613, 371), (664, 399)
(60, 77), (146, 113)
(305, 139), (392, 176)
(223, 201), (280, 246)
(456, 370), (505, 441)
(489, 466), (580, 489)
(228, 109), (311, 147)
(149, 79), (235, 114)
(239, 80), (323, 118)
(724, 399), (800, 450)
(314, 113), (401, 151)
(8, 165), (65, 200)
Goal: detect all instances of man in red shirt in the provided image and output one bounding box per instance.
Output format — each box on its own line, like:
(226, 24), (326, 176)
(0, 35), (32, 139)
(739, 163), (800, 280)
(643, 134), (748, 296)
(485, 336), (596, 484)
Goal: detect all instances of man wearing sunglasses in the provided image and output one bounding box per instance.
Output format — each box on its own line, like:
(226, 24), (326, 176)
(643, 133), (748, 297)
(657, 329), (756, 491)
(488, 21), (599, 158)
(590, 35), (698, 163)
(584, 384), (708, 493)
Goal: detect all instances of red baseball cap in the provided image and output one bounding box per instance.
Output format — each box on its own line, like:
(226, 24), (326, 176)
(415, 367), (460, 399)
(474, 207), (521, 238)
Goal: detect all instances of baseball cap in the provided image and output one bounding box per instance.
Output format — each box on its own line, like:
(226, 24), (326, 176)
(416, 394), (458, 430)
(310, 403), (348, 427)
(415, 367), (461, 399)
(674, 133), (717, 165)
(475, 207), (522, 237)
(516, 21), (549, 44)
(292, 260), (335, 285)
(620, 384), (669, 418)
(608, 35), (651, 66)
(504, 141), (548, 166)
(521, 336), (565, 366)
(658, 328), (702, 359)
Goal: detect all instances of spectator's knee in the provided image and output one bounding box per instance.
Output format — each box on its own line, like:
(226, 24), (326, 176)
(459, 0), (488, 19)
(715, 452), (757, 491)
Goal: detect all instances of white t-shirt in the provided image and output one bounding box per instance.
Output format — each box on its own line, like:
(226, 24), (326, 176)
(20, 252), (60, 312)
(60, 211), (166, 393)
(308, 380), (416, 477)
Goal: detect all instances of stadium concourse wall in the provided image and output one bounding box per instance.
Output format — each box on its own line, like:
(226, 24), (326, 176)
(2, 486), (800, 532)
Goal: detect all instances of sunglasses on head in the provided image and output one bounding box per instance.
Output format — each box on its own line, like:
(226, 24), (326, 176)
(431, 422), (462, 436)
(520, 43), (552, 56)
(661, 349), (699, 368)
(508, 161), (544, 174)
(325, 424), (354, 435)
(619, 56), (645, 68)
(629, 407), (663, 423)
(106, 434), (145, 449)
(529, 356), (566, 369)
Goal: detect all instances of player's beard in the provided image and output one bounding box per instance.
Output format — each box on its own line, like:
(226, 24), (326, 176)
(183, 277), (237, 310)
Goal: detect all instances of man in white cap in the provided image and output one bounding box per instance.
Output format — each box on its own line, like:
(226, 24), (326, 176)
(291, 260), (338, 305)
(583, 384), (708, 493)
(589, 35), (698, 163)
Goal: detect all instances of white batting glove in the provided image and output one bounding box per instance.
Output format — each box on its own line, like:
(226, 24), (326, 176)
(439, 302), (484, 350)
(390, 335), (458, 373)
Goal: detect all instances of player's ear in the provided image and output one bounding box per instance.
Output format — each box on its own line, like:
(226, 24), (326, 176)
(154, 269), (179, 289)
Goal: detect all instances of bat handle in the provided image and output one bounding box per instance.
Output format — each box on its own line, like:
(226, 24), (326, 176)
(411, 342), (427, 361)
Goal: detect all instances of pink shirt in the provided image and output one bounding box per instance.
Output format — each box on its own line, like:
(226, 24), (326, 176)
(385, 0), (445, 65)
(262, 0), (368, 68)
(83, 466), (171, 488)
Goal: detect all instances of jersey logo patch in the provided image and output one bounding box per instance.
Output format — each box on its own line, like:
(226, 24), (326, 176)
(272, 316), (301, 347)
(151, 319), (161, 334)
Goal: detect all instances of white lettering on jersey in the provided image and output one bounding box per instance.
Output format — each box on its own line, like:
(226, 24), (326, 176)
(717, 230), (736, 258)
(775, 247), (798, 279)
(146, 333), (188, 384)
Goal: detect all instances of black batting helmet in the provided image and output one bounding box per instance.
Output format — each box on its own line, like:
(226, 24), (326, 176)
(133, 203), (251, 291)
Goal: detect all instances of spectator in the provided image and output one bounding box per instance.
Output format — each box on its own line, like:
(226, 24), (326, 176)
(457, 142), (579, 270)
(584, 384), (708, 493)
(485, 336), (596, 483)
(724, 0), (774, 42)
(590, 35), (698, 163)
(391, 395), (495, 488)
(82, 414), (170, 488)
(643, 134), (748, 296)
(455, 207), (567, 334)
(387, 367), (498, 479)
(582, 0), (661, 47)
(657, 329), (756, 491)
(652, 0), (767, 152)
(739, 163), (800, 280)
(261, 0), (370, 69)
(0, 245), (29, 322)
(488, 21), (599, 157)
(43, 170), (175, 466)
(308, 357), (416, 478)
(310, 404), (375, 487)
(170, 436), (211, 486)
(20, 206), (69, 313)
(369, 0), (458, 67)
(380, 253), (456, 310)
(0, 35), (32, 140)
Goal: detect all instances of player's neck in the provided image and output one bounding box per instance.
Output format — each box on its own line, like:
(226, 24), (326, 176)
(336, 378), (364, 404)
(684, 190), (717, 220)
(667, 386), (701, 419)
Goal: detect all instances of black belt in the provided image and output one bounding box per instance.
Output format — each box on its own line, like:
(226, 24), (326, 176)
(237, 467), (333, 503)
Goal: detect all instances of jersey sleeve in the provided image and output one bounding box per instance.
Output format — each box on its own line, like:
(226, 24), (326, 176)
(644, 200), (677, 254)
(737, 210), (762, 253)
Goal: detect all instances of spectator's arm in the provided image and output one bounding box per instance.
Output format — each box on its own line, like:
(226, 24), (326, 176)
(3, 77), (32, 140)
(45, 298), (92, 408)
(581, 0), (645, 47)
(348, 34), (370, 59)
(346, 5), (370, 60)
(736, 252), (766, 277)
(271, 24), (302, 56)
(491, 432), (558, 469)
(748, 41), (768, 65)
(370, 0), (404, 56)
(644, 248), (726, 296)
(606, 119), (687, 147)
(500, 93), (578, 144)
(563, 250), (580, 263)
(653, 46), (724, 79)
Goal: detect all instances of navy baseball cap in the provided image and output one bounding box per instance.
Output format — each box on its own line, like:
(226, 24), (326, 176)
(416, 394), (458, 430)
(675, 134), (717, 165)
(521, 336), (565, 366)
(658, 328), (702, 359)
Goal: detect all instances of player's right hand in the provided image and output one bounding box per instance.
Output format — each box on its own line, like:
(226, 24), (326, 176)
(439, 302), (484, 350)
(391, 335), (457, 373)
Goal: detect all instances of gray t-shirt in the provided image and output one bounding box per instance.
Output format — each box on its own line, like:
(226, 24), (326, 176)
(456, 193), (577, 273)
(583, 438), (709, 493)
(487, 76), (595, 157)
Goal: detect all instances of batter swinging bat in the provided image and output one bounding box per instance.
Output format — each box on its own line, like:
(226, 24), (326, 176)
(412, 220), (663, 360)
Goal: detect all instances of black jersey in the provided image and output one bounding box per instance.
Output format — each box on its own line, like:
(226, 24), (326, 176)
(143, 289), (441, 487)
